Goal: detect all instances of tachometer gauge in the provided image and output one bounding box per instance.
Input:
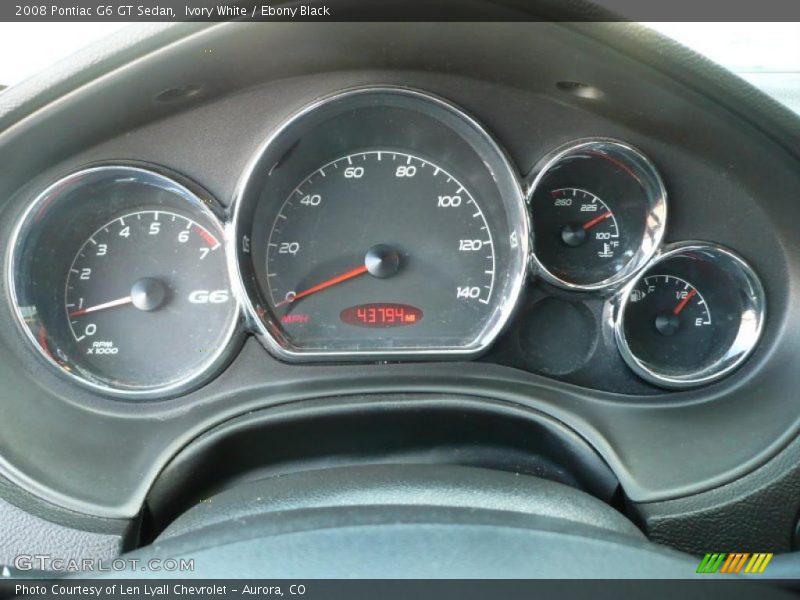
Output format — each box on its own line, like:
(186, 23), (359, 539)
(64, 210), (232, 387)
(528, 139), (666, 291)
(233, 87), (529, 359)
(614, 243), (765, 388)
(9, 165), (240, 398)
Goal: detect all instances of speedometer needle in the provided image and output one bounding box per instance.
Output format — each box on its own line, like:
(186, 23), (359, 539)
(275, 245), (402, 308)
(69, 296), (133, 318)
(275, 265), (369, 308)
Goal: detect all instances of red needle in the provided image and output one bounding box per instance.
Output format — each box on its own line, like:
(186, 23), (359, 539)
(672, 289), (697, 316)
(69, 296), (133, 318)
(582, 210), (612, 231)
(276, 265), (369, 308)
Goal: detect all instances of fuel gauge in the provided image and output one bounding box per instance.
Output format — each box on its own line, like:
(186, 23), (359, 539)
(615, 243), (765, 388)
(622, 275), (714, 374)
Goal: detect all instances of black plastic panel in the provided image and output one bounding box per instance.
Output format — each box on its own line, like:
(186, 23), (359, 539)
(144, 395), (620, 537)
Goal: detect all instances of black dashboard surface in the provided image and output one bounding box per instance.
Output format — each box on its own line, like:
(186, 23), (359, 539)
(1, 21), (800, 555)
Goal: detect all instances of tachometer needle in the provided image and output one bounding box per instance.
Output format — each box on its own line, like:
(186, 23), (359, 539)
(276, 265), (369, 308)
(672, 288), (697, 316)
(582, 210), (612, 231)
(69, 296), (133, 318)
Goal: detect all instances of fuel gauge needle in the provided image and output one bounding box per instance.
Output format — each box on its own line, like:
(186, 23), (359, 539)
(672, 288), (697, 316)
(69, 296), (133, 318)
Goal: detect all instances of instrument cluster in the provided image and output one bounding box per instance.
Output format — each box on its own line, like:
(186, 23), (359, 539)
(6, 87), (766, 398)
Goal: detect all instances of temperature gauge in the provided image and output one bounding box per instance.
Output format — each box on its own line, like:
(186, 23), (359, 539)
(528, 139), (666, 290)
(615, 243), (765, 388)
(549, 187), (620, 261)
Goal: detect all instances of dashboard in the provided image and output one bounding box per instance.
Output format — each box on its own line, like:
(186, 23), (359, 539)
(1, 21), (800, 563)
(6, 86), (766, 397)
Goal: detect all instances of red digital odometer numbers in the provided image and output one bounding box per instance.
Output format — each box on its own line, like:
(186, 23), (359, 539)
(340, 303), (423, 328)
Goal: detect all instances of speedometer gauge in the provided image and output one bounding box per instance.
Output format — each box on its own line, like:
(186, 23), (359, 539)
(233, 87), (529, 359)
(266, 151), (497, 346)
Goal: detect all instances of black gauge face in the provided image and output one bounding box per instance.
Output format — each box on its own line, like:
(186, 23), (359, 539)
(538, 187), (623, 280)
(64, 210), (234, 387)
(10, 166), (240, 397)
(622, 274), (717, 373)
(235, 88), (528, 358)
(266, 151), (496, 349)
(616, 245), (765, 388)
(530, 141), (666, 289)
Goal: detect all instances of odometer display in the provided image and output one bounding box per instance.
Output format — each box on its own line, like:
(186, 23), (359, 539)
(340, 303), (423, 328)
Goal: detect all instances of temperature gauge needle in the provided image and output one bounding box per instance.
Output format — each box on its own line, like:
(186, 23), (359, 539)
(561, 210), (613, 247)
(582, 210), (612, 231)
(276, 265), (368, 308)
(69, 296), (133, 318)
(672, 288), (697, 316)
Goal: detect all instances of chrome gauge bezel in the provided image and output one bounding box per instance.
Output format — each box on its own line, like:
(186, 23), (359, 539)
(526, 138), (668, 292)
(613, 241), (766, 389)
(6, 163), (243, 399)
(230, 86), (531, 362)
